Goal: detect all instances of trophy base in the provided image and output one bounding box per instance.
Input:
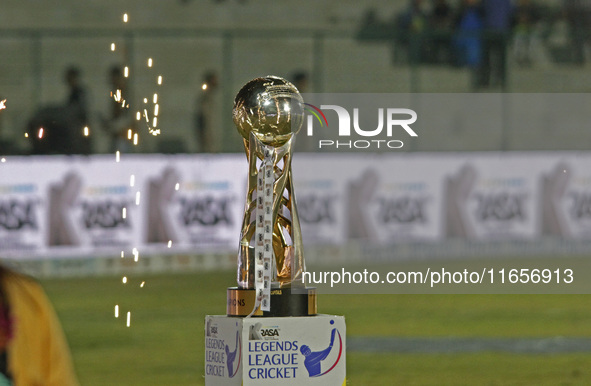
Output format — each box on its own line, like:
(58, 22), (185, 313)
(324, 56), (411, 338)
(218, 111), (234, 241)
(205, 314), (346, 385)
(226, 287), (317, 317)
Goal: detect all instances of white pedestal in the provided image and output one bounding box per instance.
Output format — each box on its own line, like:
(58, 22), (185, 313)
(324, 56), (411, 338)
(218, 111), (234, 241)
(205, 315), (346, 385)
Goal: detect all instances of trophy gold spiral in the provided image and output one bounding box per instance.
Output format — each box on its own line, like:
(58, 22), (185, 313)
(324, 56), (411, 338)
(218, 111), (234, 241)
(226, 76), (317, 317)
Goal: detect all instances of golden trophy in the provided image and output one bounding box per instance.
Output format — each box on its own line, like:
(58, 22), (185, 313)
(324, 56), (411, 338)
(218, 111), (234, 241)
(205, 77), (345, 385)
(226, 76), (317, 317)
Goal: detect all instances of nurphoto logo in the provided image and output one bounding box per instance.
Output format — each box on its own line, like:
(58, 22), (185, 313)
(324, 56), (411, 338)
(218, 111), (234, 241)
(302, 99), (417, 150)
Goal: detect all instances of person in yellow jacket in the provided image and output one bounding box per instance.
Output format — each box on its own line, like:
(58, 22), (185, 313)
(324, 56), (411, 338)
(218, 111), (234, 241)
(0, 267), (78, 385)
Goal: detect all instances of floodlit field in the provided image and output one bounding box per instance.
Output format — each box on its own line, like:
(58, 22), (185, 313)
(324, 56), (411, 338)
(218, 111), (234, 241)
(41, 270), (591, 385)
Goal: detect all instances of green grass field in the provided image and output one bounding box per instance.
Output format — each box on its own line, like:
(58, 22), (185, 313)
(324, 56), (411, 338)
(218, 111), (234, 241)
(41, 270), (591, 385)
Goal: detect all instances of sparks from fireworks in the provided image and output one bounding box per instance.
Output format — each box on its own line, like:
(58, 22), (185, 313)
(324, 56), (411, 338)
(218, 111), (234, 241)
(111, 11), (165, 328)
(137, 91), (162, 134)
(109, 12), (164, 156)
(0, 100), (6, 110)
(142, 108), (160, 136)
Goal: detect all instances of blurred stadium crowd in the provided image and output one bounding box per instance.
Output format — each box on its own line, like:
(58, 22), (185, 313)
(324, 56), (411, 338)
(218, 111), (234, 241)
(361, 0), (591, 69)
(0, 0), (590, 155)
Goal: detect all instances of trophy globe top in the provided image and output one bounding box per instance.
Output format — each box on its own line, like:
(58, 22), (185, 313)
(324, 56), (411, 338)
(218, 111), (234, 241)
(233, 76), (304, 147)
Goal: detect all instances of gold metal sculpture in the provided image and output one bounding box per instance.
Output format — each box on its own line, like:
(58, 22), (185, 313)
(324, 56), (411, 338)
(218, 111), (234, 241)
(233, 75), (305, 289)
(227, 76), (315, 317)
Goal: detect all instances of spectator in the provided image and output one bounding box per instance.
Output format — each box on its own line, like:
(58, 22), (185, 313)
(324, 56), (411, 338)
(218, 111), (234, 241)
(478, 0), (514, 88)
(195, 71), (220, 153)
(100, 66), (134, 153)
(394, 0), (428, 63)
(563, 0), (591, 65)
(429, 0), (454, 63)
(291, 71), (309, 93)
(64, 67), (91, 154)
(64, 67), (87, 124)
(513, 0), (541, 66)
(454, 0), (483, 81)
(0, 266), (79, 385)
(432, 0), (453, 29)
(27, 66), (91, 155)
(357, 8), (391, 41)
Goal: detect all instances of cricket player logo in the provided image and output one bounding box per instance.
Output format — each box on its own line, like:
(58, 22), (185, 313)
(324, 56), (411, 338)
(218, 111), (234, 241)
(225, 330), (241, 378)
(300, 320), (343, 377)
